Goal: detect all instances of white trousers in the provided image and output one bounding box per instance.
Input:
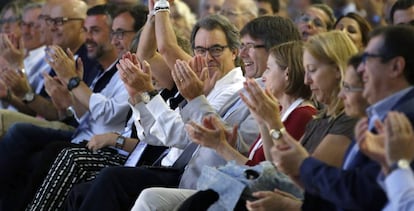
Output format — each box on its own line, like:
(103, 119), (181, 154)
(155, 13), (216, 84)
(132, 188), (197, 211)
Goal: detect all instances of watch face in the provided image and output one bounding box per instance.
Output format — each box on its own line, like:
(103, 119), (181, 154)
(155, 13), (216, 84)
(68, 77), (81, 91)
(23, 92), (35, 103)
(270, 129), (281, 140)
(141, 92), (150, 103)
(398, 159), (410, 169)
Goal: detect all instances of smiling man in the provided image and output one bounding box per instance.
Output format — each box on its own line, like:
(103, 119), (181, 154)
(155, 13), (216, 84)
(0, 3), (130, 210)
(110, 5), (148, 57)
(239, 16), (301, 78)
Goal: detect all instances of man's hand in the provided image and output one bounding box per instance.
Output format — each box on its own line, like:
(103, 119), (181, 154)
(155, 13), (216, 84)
(45, 45), (79, 84)
(0, 33), (24, 68)
(384, 112), (414, 165)
(86, 133), (118, 151)
(0, 66), (31, 98)
(185, 115), (236, 150)
(43, 72), (72, 110)
(117, 52), (155, 97)
(356, 117), (387, 166)
(172, 59), (204, 101)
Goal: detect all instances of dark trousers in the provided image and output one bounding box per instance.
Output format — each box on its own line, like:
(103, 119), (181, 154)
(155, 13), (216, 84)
(0, 123), (74, 210)
(67, 166), (182, 211)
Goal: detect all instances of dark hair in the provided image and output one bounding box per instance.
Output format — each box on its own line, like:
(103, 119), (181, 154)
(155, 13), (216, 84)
(390, 0), (414, 24)
(190, 15), (240, 51)
(256, 0), (280, 13)
(190, 15), (241, 65)
(87, 4), (112, 28)
(310, 4), (336, 30)
(334, 12), (372, 47)
(240, 16), (301, 51)
(111, 4), (149, 32)
(270, 41), (312, 99)
(347, 54), (363, 83)
(87, 4), (109, 16)
(370, 25), (414, 85)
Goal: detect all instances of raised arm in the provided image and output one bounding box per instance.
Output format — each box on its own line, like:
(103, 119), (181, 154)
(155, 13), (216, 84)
(153, 0), (192, 71)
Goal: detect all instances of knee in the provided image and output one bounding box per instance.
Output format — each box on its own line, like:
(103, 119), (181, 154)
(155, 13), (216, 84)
(96, 167), (123, 183)
(132, 188), (156, 211)
(4, 123), (32, 138)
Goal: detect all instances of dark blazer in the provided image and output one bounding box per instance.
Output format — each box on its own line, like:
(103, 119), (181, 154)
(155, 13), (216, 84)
(300, 87), (414, 211)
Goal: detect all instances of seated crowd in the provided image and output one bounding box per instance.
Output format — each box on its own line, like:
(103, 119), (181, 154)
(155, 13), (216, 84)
(0, 0), (413, 210)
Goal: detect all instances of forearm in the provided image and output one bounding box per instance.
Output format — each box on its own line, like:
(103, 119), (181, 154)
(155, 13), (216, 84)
(26, 95), (60, 120)
(122, 138), (139, 153)
(70, 82), (93, 115)
(71, 93), (88, 117)
(299, 157), (386, 210)
(154, 10), (192, 70)
(215, 141), (248, 165)
(137, 15), (157, 61)
(7, 94), (36, 116)
(260, 124), (274, 161)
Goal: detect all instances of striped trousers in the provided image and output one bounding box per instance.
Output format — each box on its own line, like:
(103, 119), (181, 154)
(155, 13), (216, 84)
(27, 147), (127, 211)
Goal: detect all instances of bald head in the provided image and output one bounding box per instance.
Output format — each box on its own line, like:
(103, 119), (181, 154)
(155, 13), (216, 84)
(48, 0), (87, 51)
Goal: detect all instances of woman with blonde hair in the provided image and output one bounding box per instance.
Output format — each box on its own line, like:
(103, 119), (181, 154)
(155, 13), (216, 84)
(246, 30), (360, 210)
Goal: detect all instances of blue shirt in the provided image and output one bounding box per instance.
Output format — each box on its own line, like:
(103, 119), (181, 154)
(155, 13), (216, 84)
(342, 87), (414, 170)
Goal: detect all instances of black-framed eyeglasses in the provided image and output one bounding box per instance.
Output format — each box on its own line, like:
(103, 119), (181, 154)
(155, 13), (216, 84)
(38, 14), (50, 20)
(341, 82), (363, 92)
(0, 17), (21, 25)
(45, 17), (84, 26)
(239, 43), (265, 51)
(361, 52), (388, 63)
(111, 29), (136, 40)
(194, 45), (229, 57)
(21, 21), (35, 28)
(296, 14), (327, 29)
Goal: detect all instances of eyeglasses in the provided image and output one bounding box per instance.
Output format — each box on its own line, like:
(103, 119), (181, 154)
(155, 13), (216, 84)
(342, 82), (363, 92)
(193, 45), (229, 57)
(45, 17), (84, 26)
(219, 9), (245, 17)
(361, 52), (388, 63)
(38, 14), (50, 20)
(0, 17), (21, 25)
(239, 43), (265, 51)
(296, 14), (327, 29)
(21, 21), (35, 28)
(111, 29), (136, 40)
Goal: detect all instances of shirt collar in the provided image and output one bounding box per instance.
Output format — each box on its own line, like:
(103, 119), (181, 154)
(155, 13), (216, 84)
(366, 86), (414, 128)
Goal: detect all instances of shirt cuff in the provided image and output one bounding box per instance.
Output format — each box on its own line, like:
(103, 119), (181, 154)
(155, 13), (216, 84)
(384, 168), (414, 198)
(145, 94), (170, 119)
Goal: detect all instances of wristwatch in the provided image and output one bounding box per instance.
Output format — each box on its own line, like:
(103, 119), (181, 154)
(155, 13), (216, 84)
(65, 106), (75, 117)
(67, 76), (81, 91)
(115, 135), (126, 149)
(140, 90), (159, 104)
(269, 128), (286, 140)
(22, 91), (35, 104)
(389, 159), (411, 174)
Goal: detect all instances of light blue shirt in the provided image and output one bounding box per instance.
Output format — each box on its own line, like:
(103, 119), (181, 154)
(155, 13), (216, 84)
(379, 168), (414, 211)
